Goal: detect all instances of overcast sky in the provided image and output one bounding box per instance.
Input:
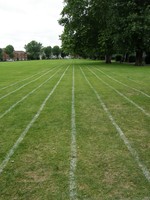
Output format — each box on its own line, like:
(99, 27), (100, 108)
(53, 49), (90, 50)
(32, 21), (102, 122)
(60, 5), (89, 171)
(0, 0), (64, 50)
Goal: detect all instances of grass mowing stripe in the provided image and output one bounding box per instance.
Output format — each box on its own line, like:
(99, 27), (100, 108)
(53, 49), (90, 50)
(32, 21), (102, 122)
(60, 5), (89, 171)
(70, 66), (78, 200)
(0, 68), (49, 91)
(0, 67), (62, 119)
(0, 67), (58, 101)
(88, 68), (150, 117)
(80, 67), (150, 183)
(95, 68), (150, 98)
(0, 66), (69, 175)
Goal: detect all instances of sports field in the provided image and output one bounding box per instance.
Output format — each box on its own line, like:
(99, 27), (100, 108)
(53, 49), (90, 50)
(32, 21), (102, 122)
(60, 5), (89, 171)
(0, 59), (150, 199)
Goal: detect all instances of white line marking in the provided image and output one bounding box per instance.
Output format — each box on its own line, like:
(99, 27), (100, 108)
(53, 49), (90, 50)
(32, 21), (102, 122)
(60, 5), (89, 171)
(95, 68), (150, 98)
(88, 68), (150, 117)
(70, 66), (78, 200)
(81, 67), (150, 183)
(0, 68), (61, 119)
(0, 68), (49, 91)
(126, 77), (146, 86)
(0, 66), (69, 175)
(0, 67), (57, 101)
(112, 72), (146, 86)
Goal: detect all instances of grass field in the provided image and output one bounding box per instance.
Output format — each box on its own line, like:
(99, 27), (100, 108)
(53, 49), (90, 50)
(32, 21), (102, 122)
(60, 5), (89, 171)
(0, 59), (150, 199)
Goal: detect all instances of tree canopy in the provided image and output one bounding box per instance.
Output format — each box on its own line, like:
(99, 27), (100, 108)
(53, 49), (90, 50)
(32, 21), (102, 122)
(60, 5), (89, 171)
(113, 0), (150, 65)
(59, 0), (150, 65)
(4, 45), (14, 59)
(24, 40), (43, 60)
(43, 46), (52, 59)
(52, 46), (60, 58)
(0, 43), (63, 61)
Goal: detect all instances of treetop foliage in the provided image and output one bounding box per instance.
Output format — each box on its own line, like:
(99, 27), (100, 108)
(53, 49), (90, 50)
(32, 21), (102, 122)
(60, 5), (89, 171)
(4, 45), (14, 59)
(1, 39), (63, 61)
(59, 0), (150, 65)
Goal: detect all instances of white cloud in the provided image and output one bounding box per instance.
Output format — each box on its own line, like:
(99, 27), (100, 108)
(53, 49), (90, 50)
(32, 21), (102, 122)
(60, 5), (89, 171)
(0, 0), (64, 50)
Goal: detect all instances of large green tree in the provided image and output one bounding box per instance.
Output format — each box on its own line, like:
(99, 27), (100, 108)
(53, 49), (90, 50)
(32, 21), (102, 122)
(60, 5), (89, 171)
(60, 48), (68, 58)
(24, 40), (43, 60)
(5, 45), (14, 59)
(44, 46), (52, 59)
(52, 46), (60, 58)
(59, 0), (98, 59)
(59, 0), (150, 65)
(90, 0), (115, 63)
(59, 0), (115, 62)
(113, 0), (150, 65)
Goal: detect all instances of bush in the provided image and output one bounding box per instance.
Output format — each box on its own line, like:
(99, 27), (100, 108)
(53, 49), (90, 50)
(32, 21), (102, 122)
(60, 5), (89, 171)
(145, 54), (150, 64)
(111, 55), (116, 60)
(100, 55), (105, 60)
(115, 54), (123, 62)
(129, 55), (136, 63)
(42, 55), (46, 60)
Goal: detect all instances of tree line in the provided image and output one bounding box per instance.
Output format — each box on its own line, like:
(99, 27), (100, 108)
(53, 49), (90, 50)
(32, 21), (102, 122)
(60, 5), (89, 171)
(59, 0), (150, 65)
(0, 41), (68, 61)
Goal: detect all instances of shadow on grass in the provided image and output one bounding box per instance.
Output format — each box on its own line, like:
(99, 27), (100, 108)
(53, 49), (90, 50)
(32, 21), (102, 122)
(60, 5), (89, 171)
(73, 59), (150, 69)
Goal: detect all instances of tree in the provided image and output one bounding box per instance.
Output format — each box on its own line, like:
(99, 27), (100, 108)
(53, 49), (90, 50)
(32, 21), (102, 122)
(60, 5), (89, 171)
(59, 0), (115, 62)
(0, 48), (3, 61)
(43, 46), (52, 59)
(90, 0), (115, 63)
(113, 0), (150, 65)
(52, 46), (60, 58)
(59, 0), (96, 58)
(5, 45), (14, 59)
(59, 0), (150, 65)
(60, 48), (68, 58)
(24, 40), (43, 60)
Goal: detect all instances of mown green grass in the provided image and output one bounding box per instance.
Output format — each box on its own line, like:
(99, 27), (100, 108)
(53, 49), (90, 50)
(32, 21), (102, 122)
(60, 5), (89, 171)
(0, 59), (150, 199)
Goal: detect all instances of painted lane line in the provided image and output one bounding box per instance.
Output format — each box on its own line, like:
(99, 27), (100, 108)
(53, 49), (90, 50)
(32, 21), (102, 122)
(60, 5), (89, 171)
(0, 68), (49, 91)
(0, 62), (65, 91)
(0, 68), (62, 119)
(88, 68), (150, 117)
(95, 68), (150, 98)
(126, 77), (146, 86)
(70, 67), (78, 200)
(80, 67), (150, 183)
(0, 67), (57, 101)
(111, 72), (145, 86)
(0, 66), (69, 175)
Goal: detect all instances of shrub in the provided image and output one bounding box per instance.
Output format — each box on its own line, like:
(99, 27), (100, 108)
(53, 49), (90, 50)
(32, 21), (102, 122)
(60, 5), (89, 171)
(145, 55), (150, 64)
(115, 54), (123, 62)
(129, 55), (136, 63)
(111, 55), (116, 60)
(42, 55), (46, 60)
(100, 55), (105, 60)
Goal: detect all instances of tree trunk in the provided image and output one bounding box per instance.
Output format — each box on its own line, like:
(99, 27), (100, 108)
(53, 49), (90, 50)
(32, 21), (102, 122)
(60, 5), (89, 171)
(125, 53), (129, 62)
(105, 54), (112, 64)
(135, 49), (143, 66)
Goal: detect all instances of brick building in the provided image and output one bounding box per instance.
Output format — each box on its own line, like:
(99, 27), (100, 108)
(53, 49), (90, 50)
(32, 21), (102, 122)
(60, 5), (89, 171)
(2, 50), (27, 61)
(14, 51), (27, 61)
(2, 52), (10, 61)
